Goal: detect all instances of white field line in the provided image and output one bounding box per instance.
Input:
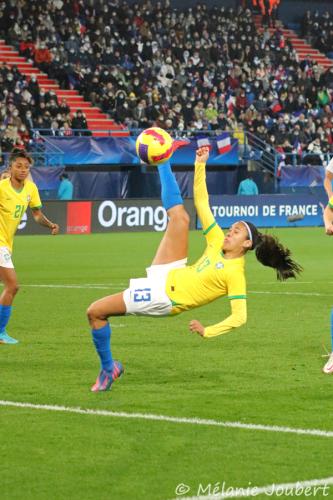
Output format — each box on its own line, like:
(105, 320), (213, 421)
(18, 283), (333, 297)
(1, 400), (333, 439)
(249, 290), (333, 297)
(170, 476), (333, 500)
(20, 284), (126, 290)
(253, 281), (313, 285)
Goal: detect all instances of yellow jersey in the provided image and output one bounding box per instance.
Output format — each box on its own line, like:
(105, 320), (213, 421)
(165, 160), (247, 338)
(0, 177), (42, 251)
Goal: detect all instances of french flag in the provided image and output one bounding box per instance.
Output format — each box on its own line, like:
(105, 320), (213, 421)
(293, 139), (302, 156)
(216, 132), (232, 155)
(196, 137), (211, 149)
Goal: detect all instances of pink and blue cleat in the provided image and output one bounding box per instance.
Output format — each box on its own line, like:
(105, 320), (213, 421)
(91, 361), (124, 392)
(0, 331), (18, 344)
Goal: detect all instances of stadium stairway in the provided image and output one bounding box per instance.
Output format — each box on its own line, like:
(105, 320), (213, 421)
(253, 16), (333, 70)
(0, 40), (129, 137)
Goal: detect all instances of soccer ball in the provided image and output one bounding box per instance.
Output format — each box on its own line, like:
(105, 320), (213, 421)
(136, 127), (174, 165)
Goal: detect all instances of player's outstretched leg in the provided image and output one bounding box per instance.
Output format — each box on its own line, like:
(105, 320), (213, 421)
(0, 267), (19, 344)
(87, 292), (126, 391)
(152, 160), (190, 265)
(323, 308), (333, 374)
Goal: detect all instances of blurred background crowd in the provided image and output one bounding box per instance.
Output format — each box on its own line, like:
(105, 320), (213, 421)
(0, 0), (332, 163)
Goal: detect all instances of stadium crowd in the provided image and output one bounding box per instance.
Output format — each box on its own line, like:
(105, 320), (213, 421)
(0, 62), (90, 152)
(0, 0), (333, 162)
(301, 10), (333, 58)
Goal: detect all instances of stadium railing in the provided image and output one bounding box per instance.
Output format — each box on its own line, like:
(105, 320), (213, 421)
(32, 129), (126, 137)
(276, 152), (332, 169)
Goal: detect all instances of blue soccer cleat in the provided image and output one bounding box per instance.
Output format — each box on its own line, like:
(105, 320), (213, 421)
(0, 331), (19, 344)
(91, 361), (124, 392)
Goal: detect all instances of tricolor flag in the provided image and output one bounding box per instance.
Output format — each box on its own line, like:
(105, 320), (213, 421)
(226, 95), (235, 116)
(293, 138), (302, 156)
(277, 154), (286, 177)
(216, 132), (232, 155)
(196, 137), (211, 149)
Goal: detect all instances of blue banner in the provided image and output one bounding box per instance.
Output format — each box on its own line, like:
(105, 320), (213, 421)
(31, 167), (63, 190)
(44, 137), (140, 165)
(280, 166), (325, 187)
(197, 194), (327, 228)
(45, 137), (239, 166)
(58, 170), (238, 200)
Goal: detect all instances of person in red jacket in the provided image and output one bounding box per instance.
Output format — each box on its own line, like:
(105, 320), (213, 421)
(34, 42), (52, 73)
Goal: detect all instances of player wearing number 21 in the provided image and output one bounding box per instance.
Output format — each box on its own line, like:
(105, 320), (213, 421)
(0, 149), (59, 344)
(87, 146), (302, 392)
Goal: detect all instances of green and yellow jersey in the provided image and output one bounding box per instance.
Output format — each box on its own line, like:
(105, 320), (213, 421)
(0, 177), (42, 251)
(166, 160), (247, 338)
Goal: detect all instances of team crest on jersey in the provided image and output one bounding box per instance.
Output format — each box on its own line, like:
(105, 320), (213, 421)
(215, 262), (224, 269)
(27, 195), (31, 202)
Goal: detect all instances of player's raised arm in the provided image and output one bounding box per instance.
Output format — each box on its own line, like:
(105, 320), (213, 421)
(194, 146), (224, 248)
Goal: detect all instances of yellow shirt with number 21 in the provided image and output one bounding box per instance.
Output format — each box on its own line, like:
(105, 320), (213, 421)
(0, 177), (42, 251)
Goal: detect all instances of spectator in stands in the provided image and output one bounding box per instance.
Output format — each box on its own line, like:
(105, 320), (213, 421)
(305, 136), (324, 165)
(49, 121), (60, 136)
(237, 174), (259, 195)
(59, 121), (73, 137)
(57, 173), (74, 200)
(71, 110), (89, 136)
(34, 42), (52, 73)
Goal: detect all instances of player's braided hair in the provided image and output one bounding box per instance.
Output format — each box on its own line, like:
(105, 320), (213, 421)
(244, 221), (303, 281)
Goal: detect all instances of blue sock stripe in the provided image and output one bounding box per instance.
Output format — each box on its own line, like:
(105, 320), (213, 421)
(0, 304), (12, 333)
(157, 160), (183, 211)
(92, 324), (113, 372)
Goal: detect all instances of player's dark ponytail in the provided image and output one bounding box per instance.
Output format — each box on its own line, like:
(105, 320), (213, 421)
(254, 233), (303, 281)
(242, 221), (303, 281)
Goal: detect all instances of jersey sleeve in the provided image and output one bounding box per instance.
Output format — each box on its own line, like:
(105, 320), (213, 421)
(329, 196), (333, 209)
(29, 183), (42, 210)
(194, 160), (224, 248)
(226, 267), (247, 300)
(203, 299), (247, 338)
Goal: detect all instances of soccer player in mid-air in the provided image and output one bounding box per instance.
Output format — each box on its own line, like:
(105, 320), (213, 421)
(322, 158), (333, 373)
(0, 149), (59, 344)
(87, 146), (302, 392)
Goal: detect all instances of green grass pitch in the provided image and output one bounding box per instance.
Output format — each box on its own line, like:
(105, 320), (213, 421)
(1, 228), (333, 499)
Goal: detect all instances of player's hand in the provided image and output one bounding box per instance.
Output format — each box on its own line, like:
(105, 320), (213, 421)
(50, 223), (59, 235)
(189, 319), (205, 337)
(195, 146), (209, 164)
